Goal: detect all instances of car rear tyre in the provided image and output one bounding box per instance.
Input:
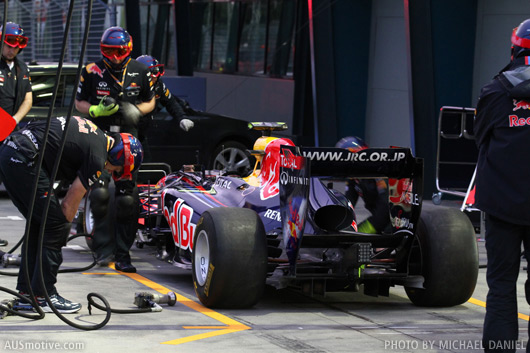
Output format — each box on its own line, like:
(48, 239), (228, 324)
(405, 205), (479, 307)
(192, 207), (268, 308)
(212, 141), (252, 176)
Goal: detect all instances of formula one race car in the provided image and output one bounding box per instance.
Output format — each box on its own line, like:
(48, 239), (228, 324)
(86, 122), (479, 309)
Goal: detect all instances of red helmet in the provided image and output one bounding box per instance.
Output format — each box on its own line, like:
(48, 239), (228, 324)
(0, 22), (28, 49)
(108, 133), (143, 181)
(335, 136), (368, 153)
(100, 27), (132, 61)
(136, 55), (165, 77)
(511, 19), (530, 59)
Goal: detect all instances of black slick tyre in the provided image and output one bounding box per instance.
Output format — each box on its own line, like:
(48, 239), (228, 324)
(192, 207), (267, 308)
(405, 205), (479, 307)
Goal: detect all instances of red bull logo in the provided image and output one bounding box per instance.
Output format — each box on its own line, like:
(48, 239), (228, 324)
(86, 63), (105, 78)
(513, 99), (530, 111)
(162, 194), (195, 251)
(509, 114), (530, 127)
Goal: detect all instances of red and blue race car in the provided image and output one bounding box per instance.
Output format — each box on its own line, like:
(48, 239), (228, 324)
(90, 122), (479, 309)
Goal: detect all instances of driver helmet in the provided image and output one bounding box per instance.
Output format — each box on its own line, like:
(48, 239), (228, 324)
(335, 136), (368, 153)
(511, 19), (530, 59)
(0, 22), (28, 49)
(107, 132), (143, 181)
(100, 26), (133, 69)
(136, 54), (165, 78)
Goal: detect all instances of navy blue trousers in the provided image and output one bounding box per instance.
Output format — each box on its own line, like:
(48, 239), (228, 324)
(483, 214), (530, 352)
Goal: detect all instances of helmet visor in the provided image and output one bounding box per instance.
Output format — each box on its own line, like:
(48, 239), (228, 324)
(4, 34), (28, 49)
(101, 44), (131, 61)
(150, 64), (165, 77)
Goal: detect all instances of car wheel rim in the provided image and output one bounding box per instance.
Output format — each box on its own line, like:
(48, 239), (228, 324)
(195, 230), (210, 286)
(214, 147), (250, 174)
(85, 199), (94, 234)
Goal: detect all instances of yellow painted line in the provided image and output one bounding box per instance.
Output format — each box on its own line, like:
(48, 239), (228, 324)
(162, 328), (245, 345)
(468, 297), (529, 321)
(82, 272), (121, 275)
(83, 263), (250, 345)
(467, 297), (486, 307)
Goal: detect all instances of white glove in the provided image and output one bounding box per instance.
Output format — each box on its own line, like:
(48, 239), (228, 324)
(179, 118), (194, 132)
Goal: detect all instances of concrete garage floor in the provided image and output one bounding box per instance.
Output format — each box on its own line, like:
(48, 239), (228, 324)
(0, 192), (528, 353)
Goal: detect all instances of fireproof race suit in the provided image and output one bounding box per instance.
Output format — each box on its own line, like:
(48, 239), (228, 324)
(76, 58), (154, 267)
(0, 116), (107, 296)
(76, 58), (154, 136)
(137, 78), (188, 160)
(0, 56), (31, 120)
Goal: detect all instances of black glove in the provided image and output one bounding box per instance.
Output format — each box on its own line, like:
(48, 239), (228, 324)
(119, 101), (143, 127)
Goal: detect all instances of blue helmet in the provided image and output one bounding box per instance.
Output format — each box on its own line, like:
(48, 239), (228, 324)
(108, 133), (143, 181)
(512, 19), (530, 59)
(100, 26), (132, 61)
(136, 54), (158, 67)
(136, 54), (165, 77)
(0, 22), (28, 49)
(335, 136), (368, 153)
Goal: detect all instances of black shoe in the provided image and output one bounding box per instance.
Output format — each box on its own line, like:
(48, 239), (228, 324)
(36, 293), (82, 314)
(0, 239), (7, 247)
(115, 261), (136, 273)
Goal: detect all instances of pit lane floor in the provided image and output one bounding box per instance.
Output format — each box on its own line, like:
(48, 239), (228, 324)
(0, 192), (527, 353)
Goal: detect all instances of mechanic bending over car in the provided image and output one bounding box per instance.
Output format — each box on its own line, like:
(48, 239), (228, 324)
(135, 54), (194, 162)
(0, 116), (143, 313)
(335, 136), (390, 234)
(0, 21), (33, 248)
(475, 18), (530, 352)
(75, 26), (155, 273)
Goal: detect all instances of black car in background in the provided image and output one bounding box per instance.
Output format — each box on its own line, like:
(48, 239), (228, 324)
(24, 63), (260, 174)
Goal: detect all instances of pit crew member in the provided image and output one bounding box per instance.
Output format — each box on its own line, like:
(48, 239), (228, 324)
(335, 136), (390, 234)
(475, 18), (530, 351)
(75, 26), (155, 273)
(135, 54), (194, 161)
(0, 116), (143, 313)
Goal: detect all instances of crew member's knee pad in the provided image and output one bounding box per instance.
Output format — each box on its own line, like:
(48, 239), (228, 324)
(116, 195), (135, 223)
(89, 187), (110, 220)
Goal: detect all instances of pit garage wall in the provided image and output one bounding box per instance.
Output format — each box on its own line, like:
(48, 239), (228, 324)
(183, 0), (530, 197)
(472, 0), (530, 104)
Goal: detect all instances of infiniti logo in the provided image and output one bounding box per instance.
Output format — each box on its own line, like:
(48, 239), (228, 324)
(98, 81), (107, 87)
(280, 172), (289, 185)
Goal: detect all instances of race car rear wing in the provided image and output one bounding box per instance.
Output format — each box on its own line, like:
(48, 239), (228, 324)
(279, 145), (424, 274)
(298, 146), (420, 179)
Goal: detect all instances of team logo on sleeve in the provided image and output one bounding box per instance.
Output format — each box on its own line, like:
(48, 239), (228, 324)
(86, 63), (105, 78)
